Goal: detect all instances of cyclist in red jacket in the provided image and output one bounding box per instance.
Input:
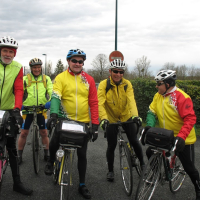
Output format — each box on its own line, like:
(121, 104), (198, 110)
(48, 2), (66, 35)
(143, 70), (200, 200)
(0, 36), (33, 195)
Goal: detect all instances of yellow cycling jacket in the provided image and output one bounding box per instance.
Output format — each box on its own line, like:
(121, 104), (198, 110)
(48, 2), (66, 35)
(98, 77), (138, 123)
(51, 69), (99, 125)
(146, 86), (196, 145)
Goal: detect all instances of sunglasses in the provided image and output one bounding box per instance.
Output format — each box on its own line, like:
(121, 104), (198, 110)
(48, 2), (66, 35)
(156, 82), (165, 86)
(71, 59), (84, 64)
(112, 70), (124, 74)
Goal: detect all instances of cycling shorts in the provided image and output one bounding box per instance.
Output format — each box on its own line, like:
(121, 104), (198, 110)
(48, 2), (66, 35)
(22, 112), (47, 130)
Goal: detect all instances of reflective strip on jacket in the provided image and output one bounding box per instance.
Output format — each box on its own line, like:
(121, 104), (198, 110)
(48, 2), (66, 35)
(146, 86), (196, 145)
(98, 77), (138, 123)
(50, 69), (99, 125)
(23, 73), (53, 106)
(0, 60), (23, 110)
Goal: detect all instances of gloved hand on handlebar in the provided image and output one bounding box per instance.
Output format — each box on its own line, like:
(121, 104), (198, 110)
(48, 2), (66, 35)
(45, 102), (51, 109)
(140, 126), (151, 145)
(131, 116), (142, 127)
(46, 113), (58, 130)
(100, 119), (109, 131)
(174, 136), (185, 154)
(91, 124), (98, 142)
(11, 108), (23, 127)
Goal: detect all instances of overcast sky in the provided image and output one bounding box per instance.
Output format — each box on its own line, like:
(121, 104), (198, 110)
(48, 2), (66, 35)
(1, 0), (200, 75)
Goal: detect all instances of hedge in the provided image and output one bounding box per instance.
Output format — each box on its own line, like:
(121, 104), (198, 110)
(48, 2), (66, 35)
(130, 78), (200, 125)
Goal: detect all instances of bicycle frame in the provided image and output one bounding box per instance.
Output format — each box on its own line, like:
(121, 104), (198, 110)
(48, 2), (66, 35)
(23, 105), (45, 174)
(54, 143), (81, 200)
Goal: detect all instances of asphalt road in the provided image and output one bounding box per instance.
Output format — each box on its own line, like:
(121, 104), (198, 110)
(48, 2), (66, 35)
(0, 128), (200, 200)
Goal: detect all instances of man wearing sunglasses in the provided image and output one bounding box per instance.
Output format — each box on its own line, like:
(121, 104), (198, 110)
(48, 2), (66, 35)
(44, 49), (99, 199)
(98, 59), (145, 182)
(142, 70), (200, 200)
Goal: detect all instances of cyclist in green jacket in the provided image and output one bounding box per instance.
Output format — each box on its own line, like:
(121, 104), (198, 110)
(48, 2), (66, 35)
(0, 36), (33, 195)
(17, 58), (53, 164)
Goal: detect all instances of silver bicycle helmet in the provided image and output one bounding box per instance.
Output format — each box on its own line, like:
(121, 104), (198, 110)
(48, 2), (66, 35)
(110, 59), (126, 70)
(29, 58), (43, 67)
(155, 70), (176, 82)
(0, 36), (18, 49)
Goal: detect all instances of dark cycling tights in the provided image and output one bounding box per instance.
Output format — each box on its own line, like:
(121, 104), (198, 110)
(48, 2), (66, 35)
(49, 129), (88, 183)
(106, 122), (144, 172)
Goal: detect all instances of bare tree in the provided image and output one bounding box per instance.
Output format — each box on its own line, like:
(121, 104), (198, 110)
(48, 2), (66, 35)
(134, 55), (151, 78)
(162, 62), (176, 70)
(46, 60), (52, 76)
(91, 54), (110, 82)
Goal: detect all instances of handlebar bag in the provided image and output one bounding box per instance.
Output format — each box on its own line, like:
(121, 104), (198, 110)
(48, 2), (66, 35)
(145, 127), (174, 150)
(57, 120), (88, 147)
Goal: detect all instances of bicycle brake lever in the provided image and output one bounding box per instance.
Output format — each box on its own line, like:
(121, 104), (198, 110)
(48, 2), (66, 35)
(172, 139), (178, 152)
(139, 128), (145, 141)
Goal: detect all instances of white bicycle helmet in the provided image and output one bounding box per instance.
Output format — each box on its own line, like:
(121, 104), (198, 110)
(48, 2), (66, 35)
(0, 36), (18, 49)
(110, 59), (126, 70)
(155, 70), (176, 82)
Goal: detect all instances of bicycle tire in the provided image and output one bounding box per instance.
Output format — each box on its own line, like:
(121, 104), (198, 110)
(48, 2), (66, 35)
(135, 153), (162, 200)
(119, 141), (133, 196)
(0, 146), (8, 187)
(60, 150), (75, 200)
(0, 158), (2, 186)
(32, 125), (40, 174)
(53, 160), (60, 184)
(131, 146), (142, 176)
(169, 156), (186, 193)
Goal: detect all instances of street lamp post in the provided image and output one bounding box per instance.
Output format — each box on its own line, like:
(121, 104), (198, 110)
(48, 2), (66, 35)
(42, 54), (47, 75)
(115, 0), (118, 50)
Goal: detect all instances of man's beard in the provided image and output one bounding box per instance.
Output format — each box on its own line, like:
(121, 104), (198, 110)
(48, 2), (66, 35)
(1, 56), (13, 64)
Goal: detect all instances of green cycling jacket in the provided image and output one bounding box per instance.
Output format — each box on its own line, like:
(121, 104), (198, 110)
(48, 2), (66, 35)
(0, 60), (22, 110)
(23, 73), (53, 106)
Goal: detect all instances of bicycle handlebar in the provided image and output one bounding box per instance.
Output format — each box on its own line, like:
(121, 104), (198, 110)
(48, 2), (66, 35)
(23, 104), (45, 112)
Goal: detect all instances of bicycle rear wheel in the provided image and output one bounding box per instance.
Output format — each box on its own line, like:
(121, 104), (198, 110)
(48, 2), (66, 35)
(119, 141), (133, 196)
(135, 153), (162, 200)
(169, 156), (186, 193)
(60, 150), (75, 200)
(32, 125), (40, 174)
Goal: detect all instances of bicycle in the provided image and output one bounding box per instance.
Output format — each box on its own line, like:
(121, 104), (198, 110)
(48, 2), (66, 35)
(135, 128), (186, 200)
(52, 119), (88, 200)
(0, 110), (19, 188)
(23, 105), (46, 174)
(105, 120), (141, 196)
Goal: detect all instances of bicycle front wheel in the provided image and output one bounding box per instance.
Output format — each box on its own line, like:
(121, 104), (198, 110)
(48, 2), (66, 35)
(135, 153), (162, 200)
(0, 146), (8, 187)
(119, 141), (133, 196)
(60, 150), (75, 200)
(169, 156), (186, 193)
(32, 125), (40, 174)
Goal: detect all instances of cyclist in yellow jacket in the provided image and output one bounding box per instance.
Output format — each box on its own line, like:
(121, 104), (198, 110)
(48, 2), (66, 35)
(17, 58), (53, 164)
(98, 59), (145, 182)
(143, 70), (200, 200)
(0, 36), (33, 195)
(44, 49), (99, 199)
